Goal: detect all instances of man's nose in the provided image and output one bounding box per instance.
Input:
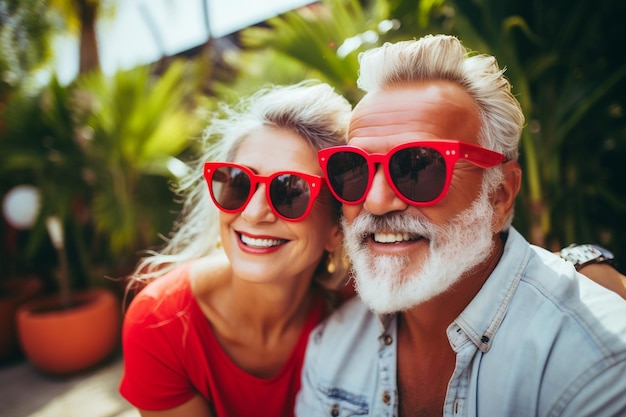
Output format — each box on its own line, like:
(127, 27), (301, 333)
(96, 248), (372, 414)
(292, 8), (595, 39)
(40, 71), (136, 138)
(362, 164), (408, 215)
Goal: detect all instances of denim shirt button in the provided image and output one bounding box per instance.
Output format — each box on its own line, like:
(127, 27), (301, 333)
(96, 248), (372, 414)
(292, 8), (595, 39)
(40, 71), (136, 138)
(330, 403), (340, 417)
(382, 391), (392, 404)
(383, 335), (393, 345)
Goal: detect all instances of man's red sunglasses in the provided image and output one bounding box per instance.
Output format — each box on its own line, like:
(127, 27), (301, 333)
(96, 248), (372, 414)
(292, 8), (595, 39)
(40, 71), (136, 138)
(317, 140), (505, 206)
(203, 162), (323, 222)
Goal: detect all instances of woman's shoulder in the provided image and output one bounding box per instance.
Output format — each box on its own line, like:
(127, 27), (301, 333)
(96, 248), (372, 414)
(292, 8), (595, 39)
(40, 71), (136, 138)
(124, 264), (195, 325)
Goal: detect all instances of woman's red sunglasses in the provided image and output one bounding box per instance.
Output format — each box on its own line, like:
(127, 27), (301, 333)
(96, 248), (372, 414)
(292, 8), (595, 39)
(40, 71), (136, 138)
(317, 139), (505, 206)
(203, 162), (323, 222)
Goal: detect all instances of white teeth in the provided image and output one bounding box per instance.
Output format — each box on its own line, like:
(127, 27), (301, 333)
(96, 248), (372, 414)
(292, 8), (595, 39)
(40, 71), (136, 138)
(240, 234), (285, 248)
(373, 232), (412, 243)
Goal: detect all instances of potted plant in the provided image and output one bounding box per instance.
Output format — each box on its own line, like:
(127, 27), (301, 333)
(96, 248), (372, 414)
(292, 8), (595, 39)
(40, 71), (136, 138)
(16, 215), (121, 375)
(1, 60), (202, 374)
(0, 185), (44, 362)
(0, 76), (122, 374)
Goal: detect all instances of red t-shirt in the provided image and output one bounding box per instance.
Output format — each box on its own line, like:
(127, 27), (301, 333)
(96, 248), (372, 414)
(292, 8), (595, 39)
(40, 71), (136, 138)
(119, 264), (324, 416)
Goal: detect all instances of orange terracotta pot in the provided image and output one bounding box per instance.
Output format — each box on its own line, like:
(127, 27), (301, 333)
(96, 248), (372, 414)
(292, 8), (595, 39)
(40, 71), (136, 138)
(16, 288), (121, 375)
(0, 277), (42, 362)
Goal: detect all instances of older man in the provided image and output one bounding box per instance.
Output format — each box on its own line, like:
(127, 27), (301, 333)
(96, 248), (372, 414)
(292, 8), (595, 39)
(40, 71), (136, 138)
(297, 34), (626, 416)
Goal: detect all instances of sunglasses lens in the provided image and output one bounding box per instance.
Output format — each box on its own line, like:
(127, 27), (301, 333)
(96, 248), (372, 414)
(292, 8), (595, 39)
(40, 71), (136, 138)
(326, 152), (369, 202)
(389, 147), (446, 203)
(269, 174), (311, 219)
(211, 167), (251, 211)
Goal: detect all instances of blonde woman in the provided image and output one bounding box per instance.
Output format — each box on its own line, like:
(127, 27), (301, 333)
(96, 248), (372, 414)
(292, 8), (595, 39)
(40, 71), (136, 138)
(119, 81), (352, 417)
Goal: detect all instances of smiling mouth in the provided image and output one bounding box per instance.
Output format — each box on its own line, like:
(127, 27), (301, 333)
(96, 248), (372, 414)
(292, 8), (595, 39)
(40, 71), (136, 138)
(239, 233), (287, 249)
(372, 232), (421, 244)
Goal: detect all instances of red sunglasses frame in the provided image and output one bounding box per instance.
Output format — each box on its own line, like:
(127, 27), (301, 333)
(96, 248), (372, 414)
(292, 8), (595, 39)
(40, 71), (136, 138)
(203, 162), (324, 222)
(317, 139), (505, 206)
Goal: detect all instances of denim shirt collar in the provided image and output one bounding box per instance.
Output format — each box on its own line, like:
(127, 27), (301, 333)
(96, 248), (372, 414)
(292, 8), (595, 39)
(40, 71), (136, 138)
(454, 228), (531, 352)
(374, 227), (531, 353)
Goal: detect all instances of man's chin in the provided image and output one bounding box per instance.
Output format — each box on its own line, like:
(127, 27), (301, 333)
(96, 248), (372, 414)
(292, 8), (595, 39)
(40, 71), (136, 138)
(357, 284), (437, 314)
(357, 289), (404, 315)
(352, 266), (431, 314)
(352, 251), (471, 314)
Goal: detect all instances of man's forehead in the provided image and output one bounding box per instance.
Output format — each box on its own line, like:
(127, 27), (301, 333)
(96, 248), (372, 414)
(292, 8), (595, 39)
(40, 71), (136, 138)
(347, 82), (481, 149)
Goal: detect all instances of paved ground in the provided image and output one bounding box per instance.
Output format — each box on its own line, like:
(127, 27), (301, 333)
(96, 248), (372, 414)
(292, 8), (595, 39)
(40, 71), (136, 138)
(0, 353), (138, 417)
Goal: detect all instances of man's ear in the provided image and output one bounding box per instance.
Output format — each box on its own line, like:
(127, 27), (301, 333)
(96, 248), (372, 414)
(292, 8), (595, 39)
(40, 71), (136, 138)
(326, 222), (344, 253)
(491, 160), (522, 232)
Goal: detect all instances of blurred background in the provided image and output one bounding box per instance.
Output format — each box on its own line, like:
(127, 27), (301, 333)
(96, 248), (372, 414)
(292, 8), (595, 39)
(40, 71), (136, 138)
(1, 0), (625, 372)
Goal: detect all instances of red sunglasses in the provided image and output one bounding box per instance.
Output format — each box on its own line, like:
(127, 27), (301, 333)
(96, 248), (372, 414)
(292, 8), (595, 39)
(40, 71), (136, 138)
(317, 140), (505, 206)
(203, 162), (323, 221)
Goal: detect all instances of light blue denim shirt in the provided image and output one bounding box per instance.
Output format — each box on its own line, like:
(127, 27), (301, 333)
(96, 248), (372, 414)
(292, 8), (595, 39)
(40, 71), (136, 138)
(296, 228), (626, 416)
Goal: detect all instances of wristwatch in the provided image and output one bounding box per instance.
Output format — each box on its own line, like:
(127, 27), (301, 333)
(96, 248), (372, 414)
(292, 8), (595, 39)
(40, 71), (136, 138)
(559, 244), (615, 271)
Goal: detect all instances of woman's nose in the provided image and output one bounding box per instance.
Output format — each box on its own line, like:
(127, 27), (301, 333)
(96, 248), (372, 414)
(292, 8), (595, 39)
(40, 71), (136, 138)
(240, 184), (277, 223)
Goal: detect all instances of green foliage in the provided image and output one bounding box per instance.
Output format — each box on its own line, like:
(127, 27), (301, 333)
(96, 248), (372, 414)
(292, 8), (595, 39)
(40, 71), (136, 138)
(437, 0), (626, 257)
(0, 77), (87, 232)
(0, 77), (91, 289)
(0, 0), (56, 97)
(73, 60), (202, 262)
(238, 0), (387, 103)
(0, 60), (204, 288)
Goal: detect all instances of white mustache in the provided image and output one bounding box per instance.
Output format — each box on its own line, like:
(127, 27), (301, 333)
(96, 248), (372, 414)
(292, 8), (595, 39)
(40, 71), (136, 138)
(343, 212), (436, 243)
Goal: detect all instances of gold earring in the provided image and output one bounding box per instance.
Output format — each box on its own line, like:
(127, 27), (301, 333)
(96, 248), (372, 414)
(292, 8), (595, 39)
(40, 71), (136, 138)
(326, 251), (336, 274)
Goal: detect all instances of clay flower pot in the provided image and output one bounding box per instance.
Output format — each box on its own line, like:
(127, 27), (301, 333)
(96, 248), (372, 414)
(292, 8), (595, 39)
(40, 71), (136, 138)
(16, 288), (121, 375)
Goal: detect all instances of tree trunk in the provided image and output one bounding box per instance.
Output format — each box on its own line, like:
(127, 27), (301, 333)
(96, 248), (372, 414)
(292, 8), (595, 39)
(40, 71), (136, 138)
(76, 0), (100, 74)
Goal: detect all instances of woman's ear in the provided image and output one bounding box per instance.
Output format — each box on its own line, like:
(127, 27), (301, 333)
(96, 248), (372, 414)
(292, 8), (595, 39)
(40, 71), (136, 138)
(491, 160), (522, 232)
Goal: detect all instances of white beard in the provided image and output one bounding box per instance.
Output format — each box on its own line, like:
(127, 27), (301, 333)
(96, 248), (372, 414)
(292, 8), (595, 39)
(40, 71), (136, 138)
(342, 190), (496, 314)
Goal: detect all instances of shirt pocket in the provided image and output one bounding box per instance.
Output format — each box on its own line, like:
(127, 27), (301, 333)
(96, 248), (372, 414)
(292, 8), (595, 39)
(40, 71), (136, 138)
(316, 385), (369, 416)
